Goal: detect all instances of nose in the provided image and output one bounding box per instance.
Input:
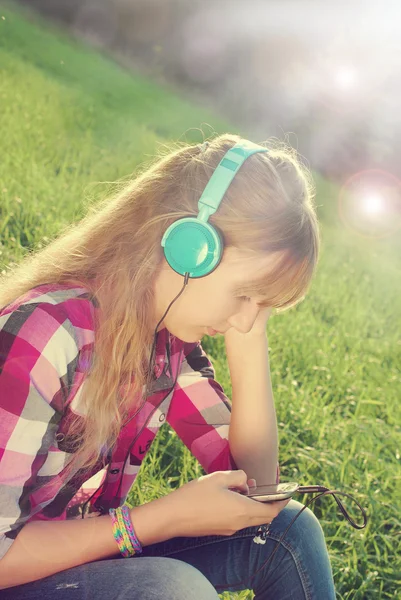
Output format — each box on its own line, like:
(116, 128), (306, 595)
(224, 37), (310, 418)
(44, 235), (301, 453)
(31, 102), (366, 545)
(228, 302), (260, 334)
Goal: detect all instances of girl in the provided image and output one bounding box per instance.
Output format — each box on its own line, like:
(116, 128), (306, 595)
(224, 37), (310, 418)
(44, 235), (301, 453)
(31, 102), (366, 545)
(0, 133), (336, 598)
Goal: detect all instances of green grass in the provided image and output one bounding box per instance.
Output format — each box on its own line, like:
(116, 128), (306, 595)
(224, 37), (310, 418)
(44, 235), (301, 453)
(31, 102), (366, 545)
(1, 3), (400, 598)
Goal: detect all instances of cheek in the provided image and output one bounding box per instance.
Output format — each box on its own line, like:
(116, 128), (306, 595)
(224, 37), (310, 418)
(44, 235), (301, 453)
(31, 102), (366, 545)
(186, 281), (237, 317)
(211, 296), (238, 317)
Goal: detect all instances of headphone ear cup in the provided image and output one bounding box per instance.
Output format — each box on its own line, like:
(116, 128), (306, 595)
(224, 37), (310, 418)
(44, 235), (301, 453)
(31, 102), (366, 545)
(209, 223), (225, 271)
(162, 217), (224, 278)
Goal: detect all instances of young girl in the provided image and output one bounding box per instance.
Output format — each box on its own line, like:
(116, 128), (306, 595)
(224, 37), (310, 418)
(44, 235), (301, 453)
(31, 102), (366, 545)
(0, 133), (336, 598)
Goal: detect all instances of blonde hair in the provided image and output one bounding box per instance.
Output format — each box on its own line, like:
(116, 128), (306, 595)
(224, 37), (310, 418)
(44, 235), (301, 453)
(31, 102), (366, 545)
(0, 133), (320, 480)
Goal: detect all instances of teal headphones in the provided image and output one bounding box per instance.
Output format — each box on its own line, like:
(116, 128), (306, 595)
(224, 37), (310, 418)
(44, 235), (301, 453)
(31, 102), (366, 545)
(161, 140), (269, 278)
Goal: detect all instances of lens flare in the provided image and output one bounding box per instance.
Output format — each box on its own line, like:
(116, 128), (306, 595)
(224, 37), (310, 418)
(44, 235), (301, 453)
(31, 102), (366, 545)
(334, 66), (357, 90)
(363, 194), (384, 216)
(338, 169), (401, 239)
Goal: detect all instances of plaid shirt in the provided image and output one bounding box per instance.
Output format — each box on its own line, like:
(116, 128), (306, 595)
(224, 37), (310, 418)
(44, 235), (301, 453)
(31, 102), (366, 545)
(0, 282), (280, 560)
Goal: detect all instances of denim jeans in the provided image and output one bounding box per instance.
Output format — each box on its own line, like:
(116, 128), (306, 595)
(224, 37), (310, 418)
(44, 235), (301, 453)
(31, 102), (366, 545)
(4, 499), (336, 599)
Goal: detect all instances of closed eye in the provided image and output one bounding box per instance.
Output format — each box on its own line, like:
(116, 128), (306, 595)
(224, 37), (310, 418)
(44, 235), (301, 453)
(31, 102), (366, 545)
(238, 295), (264, 308)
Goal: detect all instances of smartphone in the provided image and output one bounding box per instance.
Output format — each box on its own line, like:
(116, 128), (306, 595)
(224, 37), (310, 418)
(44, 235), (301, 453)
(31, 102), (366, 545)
(244, 482), (299, 502)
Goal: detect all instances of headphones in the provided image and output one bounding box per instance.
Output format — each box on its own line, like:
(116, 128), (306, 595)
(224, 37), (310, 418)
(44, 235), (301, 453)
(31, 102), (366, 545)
(161, 139), (269, 278)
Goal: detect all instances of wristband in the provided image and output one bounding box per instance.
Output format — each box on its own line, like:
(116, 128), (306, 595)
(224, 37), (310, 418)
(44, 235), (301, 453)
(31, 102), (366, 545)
(116, 507), (135, 556)
(109, 507), (135, 557)
(121, 504), (143, 554)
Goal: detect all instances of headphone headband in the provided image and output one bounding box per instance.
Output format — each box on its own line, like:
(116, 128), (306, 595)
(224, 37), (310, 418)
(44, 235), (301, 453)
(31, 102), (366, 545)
(161, 140), (269, 278)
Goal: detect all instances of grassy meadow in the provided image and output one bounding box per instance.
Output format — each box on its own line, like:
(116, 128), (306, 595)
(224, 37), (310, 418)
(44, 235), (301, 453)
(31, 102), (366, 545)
(0, 3), (400, 598)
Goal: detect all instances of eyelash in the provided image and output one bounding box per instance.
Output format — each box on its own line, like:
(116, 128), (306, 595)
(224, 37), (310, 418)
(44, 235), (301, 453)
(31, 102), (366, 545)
(238, 295), (264, 307)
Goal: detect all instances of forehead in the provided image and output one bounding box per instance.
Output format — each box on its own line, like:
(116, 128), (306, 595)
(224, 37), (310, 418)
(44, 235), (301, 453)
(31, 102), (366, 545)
(221, 247), (284, 281)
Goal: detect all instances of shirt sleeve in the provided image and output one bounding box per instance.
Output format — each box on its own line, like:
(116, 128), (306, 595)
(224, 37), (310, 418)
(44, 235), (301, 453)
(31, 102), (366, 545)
(0, 302), (80, 560)
(167, 341), (280, 483)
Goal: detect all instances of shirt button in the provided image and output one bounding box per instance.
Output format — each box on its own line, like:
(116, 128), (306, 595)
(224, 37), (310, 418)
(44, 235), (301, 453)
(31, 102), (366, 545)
(110, 468), (120, 474)
(55, 433), (65, 442)
(159, 413), (166, 422)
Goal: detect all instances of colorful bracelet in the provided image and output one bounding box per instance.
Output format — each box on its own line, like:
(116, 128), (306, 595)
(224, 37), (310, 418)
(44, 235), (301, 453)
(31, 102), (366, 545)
(116, 508), (135, 555)
(109, 505), (143, 557)
(121, 504), (143, 554)
(109, 507), (131, 557)
(109, 507), (135, 557)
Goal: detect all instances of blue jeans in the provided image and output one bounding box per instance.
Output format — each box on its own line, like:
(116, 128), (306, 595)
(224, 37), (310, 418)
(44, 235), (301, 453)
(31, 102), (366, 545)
(5, 499), (336, 599)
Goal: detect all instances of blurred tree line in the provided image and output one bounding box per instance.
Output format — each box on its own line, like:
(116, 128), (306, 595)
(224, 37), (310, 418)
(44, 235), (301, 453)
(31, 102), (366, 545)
(16, 0), (401, 181)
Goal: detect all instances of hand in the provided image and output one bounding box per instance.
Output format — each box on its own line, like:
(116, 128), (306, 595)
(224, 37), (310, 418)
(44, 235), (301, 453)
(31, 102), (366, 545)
(249, 306), (274, 335)
(165, 470), (290, 538)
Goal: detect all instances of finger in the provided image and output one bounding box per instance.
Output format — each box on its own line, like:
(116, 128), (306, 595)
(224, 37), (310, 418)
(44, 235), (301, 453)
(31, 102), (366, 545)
(225, 469), (249, 494)
(268, 498), (291, 508)
(252, 497), (291, 519)
(278, 498), (291, 507)
(267, 498), (291, 514)
(228, 483), (250, 495)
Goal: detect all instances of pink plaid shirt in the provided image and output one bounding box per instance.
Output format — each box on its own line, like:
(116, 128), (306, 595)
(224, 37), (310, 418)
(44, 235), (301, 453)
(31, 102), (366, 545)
(0, 282), (280, 560)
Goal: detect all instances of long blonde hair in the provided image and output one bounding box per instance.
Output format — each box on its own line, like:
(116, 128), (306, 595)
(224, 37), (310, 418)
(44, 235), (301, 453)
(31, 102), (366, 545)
(0, 133), (320, 480)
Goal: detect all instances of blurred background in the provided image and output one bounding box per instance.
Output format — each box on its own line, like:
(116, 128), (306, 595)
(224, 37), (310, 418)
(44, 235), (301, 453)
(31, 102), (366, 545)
(17, 0), (401, 181)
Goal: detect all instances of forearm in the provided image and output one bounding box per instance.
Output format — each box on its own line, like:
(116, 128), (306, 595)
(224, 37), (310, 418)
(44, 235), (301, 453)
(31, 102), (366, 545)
(225, 331), (279, 485)
(0, 495), (176, 590)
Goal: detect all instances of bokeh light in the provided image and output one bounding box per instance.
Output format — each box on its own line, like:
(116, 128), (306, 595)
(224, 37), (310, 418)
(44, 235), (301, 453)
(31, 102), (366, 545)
(338, 169), (401, 239)
(334, 66), (357, 91)
(363, 194), (384, 216)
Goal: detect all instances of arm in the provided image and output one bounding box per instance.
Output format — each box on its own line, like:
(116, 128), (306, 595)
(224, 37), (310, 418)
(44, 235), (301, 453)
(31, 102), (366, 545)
(0, 497), (177, 589)
(0, 302), (178, 589)
(166, 340), (280, 482)
(166, 341), (239, 473)
(0, 303), (80, 565)
(225, 329), (279, 486)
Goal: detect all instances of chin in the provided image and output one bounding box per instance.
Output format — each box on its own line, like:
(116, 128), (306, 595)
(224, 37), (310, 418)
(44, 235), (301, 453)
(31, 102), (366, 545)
(171, 328), (203, 344)
(182, 334), (203, 343)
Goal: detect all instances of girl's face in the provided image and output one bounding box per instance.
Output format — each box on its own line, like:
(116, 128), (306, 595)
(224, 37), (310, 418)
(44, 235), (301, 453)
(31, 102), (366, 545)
(153, 246), (284, 343)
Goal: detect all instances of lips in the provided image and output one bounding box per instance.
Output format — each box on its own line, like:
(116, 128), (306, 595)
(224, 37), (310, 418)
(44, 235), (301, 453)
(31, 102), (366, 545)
(207, 327), (224, 336)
